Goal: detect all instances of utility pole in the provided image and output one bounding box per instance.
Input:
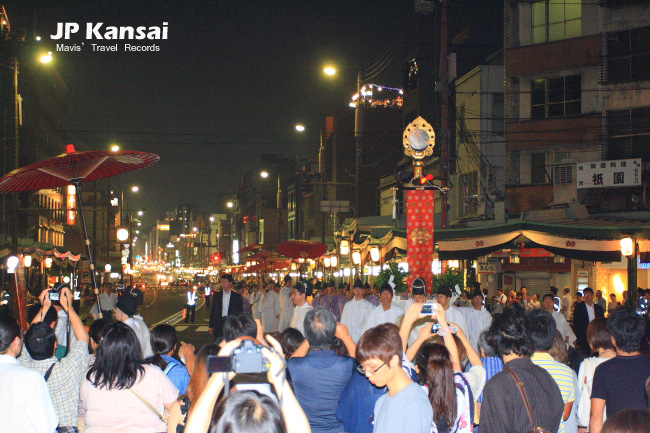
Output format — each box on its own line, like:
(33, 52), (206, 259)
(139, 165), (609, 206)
(440, 0), (450, 229)
(354, 71), (363, 220)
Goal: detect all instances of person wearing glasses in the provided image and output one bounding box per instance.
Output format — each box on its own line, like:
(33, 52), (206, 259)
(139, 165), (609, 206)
(356, 322), (433, 433)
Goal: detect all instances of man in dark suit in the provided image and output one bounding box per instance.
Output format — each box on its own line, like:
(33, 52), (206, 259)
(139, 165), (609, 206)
(571, 287), (605, 351)
(209, 274), (244, 339)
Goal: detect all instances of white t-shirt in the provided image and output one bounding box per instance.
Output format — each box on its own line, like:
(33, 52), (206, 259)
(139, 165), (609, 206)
(0, 354), (58, 433)
(586, 303), (595, 322)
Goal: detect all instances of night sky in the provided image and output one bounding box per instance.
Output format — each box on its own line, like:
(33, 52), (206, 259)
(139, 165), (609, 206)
(6, 0), (502, 229)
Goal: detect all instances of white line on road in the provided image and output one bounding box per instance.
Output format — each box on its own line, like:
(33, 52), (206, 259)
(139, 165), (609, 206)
(196, 326), (209, 332)
(148, 298), (206, 329)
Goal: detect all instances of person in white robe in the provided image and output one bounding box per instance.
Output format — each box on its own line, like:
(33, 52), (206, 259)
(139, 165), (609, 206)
(289, 282), (313, 335)
(363, 282), (404, 334)
(278, 276), (295, 332)
(261, 281), (280, 333)
(341, 279), (374, 342)
(459, 289), (492, 353)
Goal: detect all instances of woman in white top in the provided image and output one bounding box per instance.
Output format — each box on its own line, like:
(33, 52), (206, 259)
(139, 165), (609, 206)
(576, 318), (616, 430)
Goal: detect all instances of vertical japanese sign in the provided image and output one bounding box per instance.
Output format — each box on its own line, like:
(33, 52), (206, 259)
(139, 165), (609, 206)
(66, 185), (76, 225)
(406, 189), (435, 294)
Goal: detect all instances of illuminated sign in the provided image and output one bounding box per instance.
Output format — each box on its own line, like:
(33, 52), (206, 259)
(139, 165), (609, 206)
(66, 185), (76, 225)
(158, 224), (170, 231)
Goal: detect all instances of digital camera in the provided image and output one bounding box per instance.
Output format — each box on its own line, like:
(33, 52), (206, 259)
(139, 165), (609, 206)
(49, 283), (68, 302)
(207, 338), (270, 374)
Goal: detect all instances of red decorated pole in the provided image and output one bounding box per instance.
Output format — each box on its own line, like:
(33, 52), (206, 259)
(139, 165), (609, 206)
(406, 190), (435, 294)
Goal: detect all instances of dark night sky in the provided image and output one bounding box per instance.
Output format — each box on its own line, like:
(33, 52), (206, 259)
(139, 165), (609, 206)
(5, 0), (502, 229)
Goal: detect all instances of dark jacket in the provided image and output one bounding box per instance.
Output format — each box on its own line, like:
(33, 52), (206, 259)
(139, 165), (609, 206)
(208, 290), (244, 338)
(572, 301), (605, 349)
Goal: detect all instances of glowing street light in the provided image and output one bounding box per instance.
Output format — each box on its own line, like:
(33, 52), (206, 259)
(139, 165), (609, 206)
(6, 256), (19, 273)
(23, 255), (32, 267)
(295, 124), (305, 132)
(110, 145), (120, 152)
(137, 210), (144, 216)
(40, 51), (53, 64)
(131, 186), (139, 193)
(227, 202), (234, 209)
(260, 171), (269, 178)
(323, 66), (337, 76)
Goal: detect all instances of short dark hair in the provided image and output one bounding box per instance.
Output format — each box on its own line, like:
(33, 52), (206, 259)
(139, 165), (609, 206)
(24, 322), (56, 360)
(150, 324), (179, 355)
(303, 307), (336, 350)
(586, 318), (614, 352)
(542, 293), (554, 302)
(0, 315), (21, 354)
(550, 286), (558, 295)
(89, 319), (110, 346)
(485, 308), (534, 357)
(356, 323), (402, 366)
(583, 287), (594, 295)
(526, 309), (557, 352)
(278, 328), (304, 359)
(220, 274), (234, 284)
(223, 313), (257, 342)
(379, 284), (394, 298)
(607, 308), (645, 353)
(478, 331), (498, 357)
(210, 390), (287, 433)
(283, 275), (292, 284)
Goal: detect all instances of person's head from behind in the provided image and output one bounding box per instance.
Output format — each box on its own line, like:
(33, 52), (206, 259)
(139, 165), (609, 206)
(526, 309), (556, 352)
(304, 307), (336, 350)
(87, 321), (144, 390)
(0, 315), (22, 357)
(414, 342), (456, 428)
(88, 319), (110, 352)
(607, 308), (645, 354)
(278, 328), (304, 359)
(24, 322), (56, 360)
(478, 330), (498, 358)
(210, 391), (286, 433)
(113, 287), (143, 321)
(601, 409), (650, 433)
(485, 308), (534, 358)
(188, 344), (221, 408)
(151, 324), (179, 357)
(223, 313), (257, 343)
(26, 301), (57, 328)
(563, 287), (570, 295)
(587, 317), (614, 353)
(356, 323), (403, 388)
(549, 331), (569, 364)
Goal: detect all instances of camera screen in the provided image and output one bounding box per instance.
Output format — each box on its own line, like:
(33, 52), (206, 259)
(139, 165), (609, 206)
(637, 298), (648, 316)
(431, 323), (441, 333)
(207, 356), (233, 373)
(73, 291), (81, 301)
(49, 292), (60, 301)
(420, 302), (434, 315)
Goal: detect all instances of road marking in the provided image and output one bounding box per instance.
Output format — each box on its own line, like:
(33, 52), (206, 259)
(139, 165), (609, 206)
(175, 326), (188, 332)
(148, 298), (205, 329)
(196, 326), (209, 332)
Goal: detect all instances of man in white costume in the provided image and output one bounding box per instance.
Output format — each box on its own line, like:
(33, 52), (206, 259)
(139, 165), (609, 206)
(363, 279), (404, 334)
(278, 275), (295, 332)
(340, 278), (374, 343)
(289, 282), (313, 335)
(460, 289), (492, 353)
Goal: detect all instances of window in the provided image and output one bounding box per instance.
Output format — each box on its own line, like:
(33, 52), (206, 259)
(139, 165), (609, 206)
(607, 107), (650, 160)
(532, 0), (581, 45)
(531, 153), (548, 184)
(606, 27), (650, 83)
(531, 75), (581, 119)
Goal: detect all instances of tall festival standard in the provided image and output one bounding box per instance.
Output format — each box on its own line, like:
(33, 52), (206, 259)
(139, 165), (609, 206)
(403, 117), (436, 294)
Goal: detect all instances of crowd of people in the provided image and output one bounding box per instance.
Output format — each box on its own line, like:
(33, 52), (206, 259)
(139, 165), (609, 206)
(1, 274), (650, 433)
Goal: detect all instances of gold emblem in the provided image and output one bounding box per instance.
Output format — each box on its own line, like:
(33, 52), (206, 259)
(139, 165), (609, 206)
(410, 227), (432, 245)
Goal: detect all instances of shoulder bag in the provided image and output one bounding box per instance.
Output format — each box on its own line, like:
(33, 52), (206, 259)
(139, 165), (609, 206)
(504, 368), (551, 433)
(129, 388), (168, 423)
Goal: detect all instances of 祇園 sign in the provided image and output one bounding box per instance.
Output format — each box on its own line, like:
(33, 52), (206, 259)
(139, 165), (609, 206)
(577, 158), (641, 189)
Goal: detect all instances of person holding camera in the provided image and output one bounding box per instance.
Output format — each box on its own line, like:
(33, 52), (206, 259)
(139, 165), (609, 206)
(184, 335), (310, 433)
(20, 286), (90, 432)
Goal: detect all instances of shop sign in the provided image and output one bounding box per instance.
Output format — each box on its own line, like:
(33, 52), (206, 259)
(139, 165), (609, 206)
(577, 159), (641, 189)
(478, 262), (496, 274)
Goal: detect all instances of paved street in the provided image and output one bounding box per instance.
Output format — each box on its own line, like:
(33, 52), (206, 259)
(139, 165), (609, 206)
(82, 279), (216, 350)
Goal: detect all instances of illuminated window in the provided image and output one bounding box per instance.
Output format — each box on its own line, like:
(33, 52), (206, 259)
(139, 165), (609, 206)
(532, 0), (581, 45)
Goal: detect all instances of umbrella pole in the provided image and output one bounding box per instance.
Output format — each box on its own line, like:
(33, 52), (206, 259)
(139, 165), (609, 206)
(74, 182), (103, 317)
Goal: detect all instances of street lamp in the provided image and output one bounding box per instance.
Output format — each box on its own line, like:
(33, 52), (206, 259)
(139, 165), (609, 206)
(260, 171), (269, 179)
(295, 124), (305, 132)
(227, 201), (234, 209)
(621, 236), (637, 308)
(39, 51), (53, 63)
(131, 186), (139, 193)
(323, 66), (336, 76)
(110, 145), (120, 152)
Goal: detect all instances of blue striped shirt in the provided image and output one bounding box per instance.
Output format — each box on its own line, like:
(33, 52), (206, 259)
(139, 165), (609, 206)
(531, 352), (577, 433)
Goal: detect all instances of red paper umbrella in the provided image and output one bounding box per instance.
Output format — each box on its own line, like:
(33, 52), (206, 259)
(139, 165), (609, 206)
(0, 144), (159, 317)
(272, 260), (291, 270)
(239, 243), (273, 253)
(277, 240), (327, 259)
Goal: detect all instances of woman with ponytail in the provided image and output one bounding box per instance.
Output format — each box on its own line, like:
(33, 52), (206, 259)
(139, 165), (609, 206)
(148, 324), (190, 394)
